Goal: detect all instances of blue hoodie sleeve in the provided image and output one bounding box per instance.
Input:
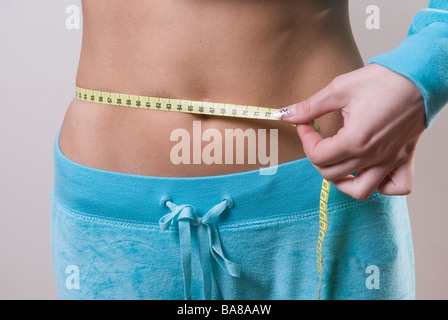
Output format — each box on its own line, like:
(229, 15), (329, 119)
(367, 0), (448, 128)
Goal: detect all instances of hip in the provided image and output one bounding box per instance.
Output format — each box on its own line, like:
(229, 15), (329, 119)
(50, 124), (415, 299)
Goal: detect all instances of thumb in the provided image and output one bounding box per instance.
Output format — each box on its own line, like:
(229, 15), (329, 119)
(274, 81), (344, 123)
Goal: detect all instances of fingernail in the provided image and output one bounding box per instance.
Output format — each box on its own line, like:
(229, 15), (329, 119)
(273, 105), (296, 119)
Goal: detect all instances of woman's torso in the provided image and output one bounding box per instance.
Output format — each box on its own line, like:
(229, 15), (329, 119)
(59, 0), (364, 177)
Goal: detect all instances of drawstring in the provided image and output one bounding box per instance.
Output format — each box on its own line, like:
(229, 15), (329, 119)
(159, 197), (241, 300)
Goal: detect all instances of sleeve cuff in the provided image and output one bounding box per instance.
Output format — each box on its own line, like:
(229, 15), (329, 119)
(368, 18), (448, 128)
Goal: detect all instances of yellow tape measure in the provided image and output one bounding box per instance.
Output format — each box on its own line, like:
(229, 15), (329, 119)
(75, 86), (330, 299)
(75, 86), (282, 120)
(318, 179), (330, 300)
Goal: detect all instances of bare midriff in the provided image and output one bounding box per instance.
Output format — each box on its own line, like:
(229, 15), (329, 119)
(59, 0), (364, 177)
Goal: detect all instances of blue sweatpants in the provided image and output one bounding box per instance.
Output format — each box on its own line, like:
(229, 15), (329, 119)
(50, 126), (415, 300)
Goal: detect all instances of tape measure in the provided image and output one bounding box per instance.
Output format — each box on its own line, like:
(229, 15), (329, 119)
(75, 86), (330, 300)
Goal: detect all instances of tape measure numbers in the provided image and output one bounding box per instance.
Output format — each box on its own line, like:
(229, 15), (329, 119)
(76, 87), (281, 120)
(75, 86), (330, 299)
(318, 179), (330, 300)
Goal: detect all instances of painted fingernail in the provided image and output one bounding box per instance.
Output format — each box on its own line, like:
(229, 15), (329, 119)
(273, 105), (296, 119)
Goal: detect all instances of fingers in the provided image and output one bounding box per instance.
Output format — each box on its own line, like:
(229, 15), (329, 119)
(377, 157), (414, 196)
(274, 79), (344, 123)
(331, 164), (392, 201)
(297, 123), (353, 166)
(331, 157), (414, 201)
(316, 156), (368, 182)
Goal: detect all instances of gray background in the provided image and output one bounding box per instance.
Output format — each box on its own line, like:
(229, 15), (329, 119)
(1, 0), (447, 300)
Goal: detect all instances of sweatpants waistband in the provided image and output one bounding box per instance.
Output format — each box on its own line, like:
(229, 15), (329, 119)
(52, 126), (352, 226)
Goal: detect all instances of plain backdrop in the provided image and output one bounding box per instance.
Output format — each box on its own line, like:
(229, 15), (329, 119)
(1, 0), (447, 300)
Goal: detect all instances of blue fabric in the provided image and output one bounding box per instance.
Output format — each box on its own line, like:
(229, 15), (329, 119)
(368, 0), (448, 128)
(50, 126), (415, 299)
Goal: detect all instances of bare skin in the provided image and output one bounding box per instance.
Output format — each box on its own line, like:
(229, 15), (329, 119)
(59, 0), (364, 177)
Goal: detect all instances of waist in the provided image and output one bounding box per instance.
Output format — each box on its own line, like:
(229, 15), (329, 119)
(67, 19), (364, 177)
(63, 57), (360, 176)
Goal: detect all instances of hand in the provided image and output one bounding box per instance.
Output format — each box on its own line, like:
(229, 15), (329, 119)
(275, 63), (426, 200)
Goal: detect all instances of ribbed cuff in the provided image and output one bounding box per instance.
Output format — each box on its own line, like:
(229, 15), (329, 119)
(368, 20), (448, 128)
